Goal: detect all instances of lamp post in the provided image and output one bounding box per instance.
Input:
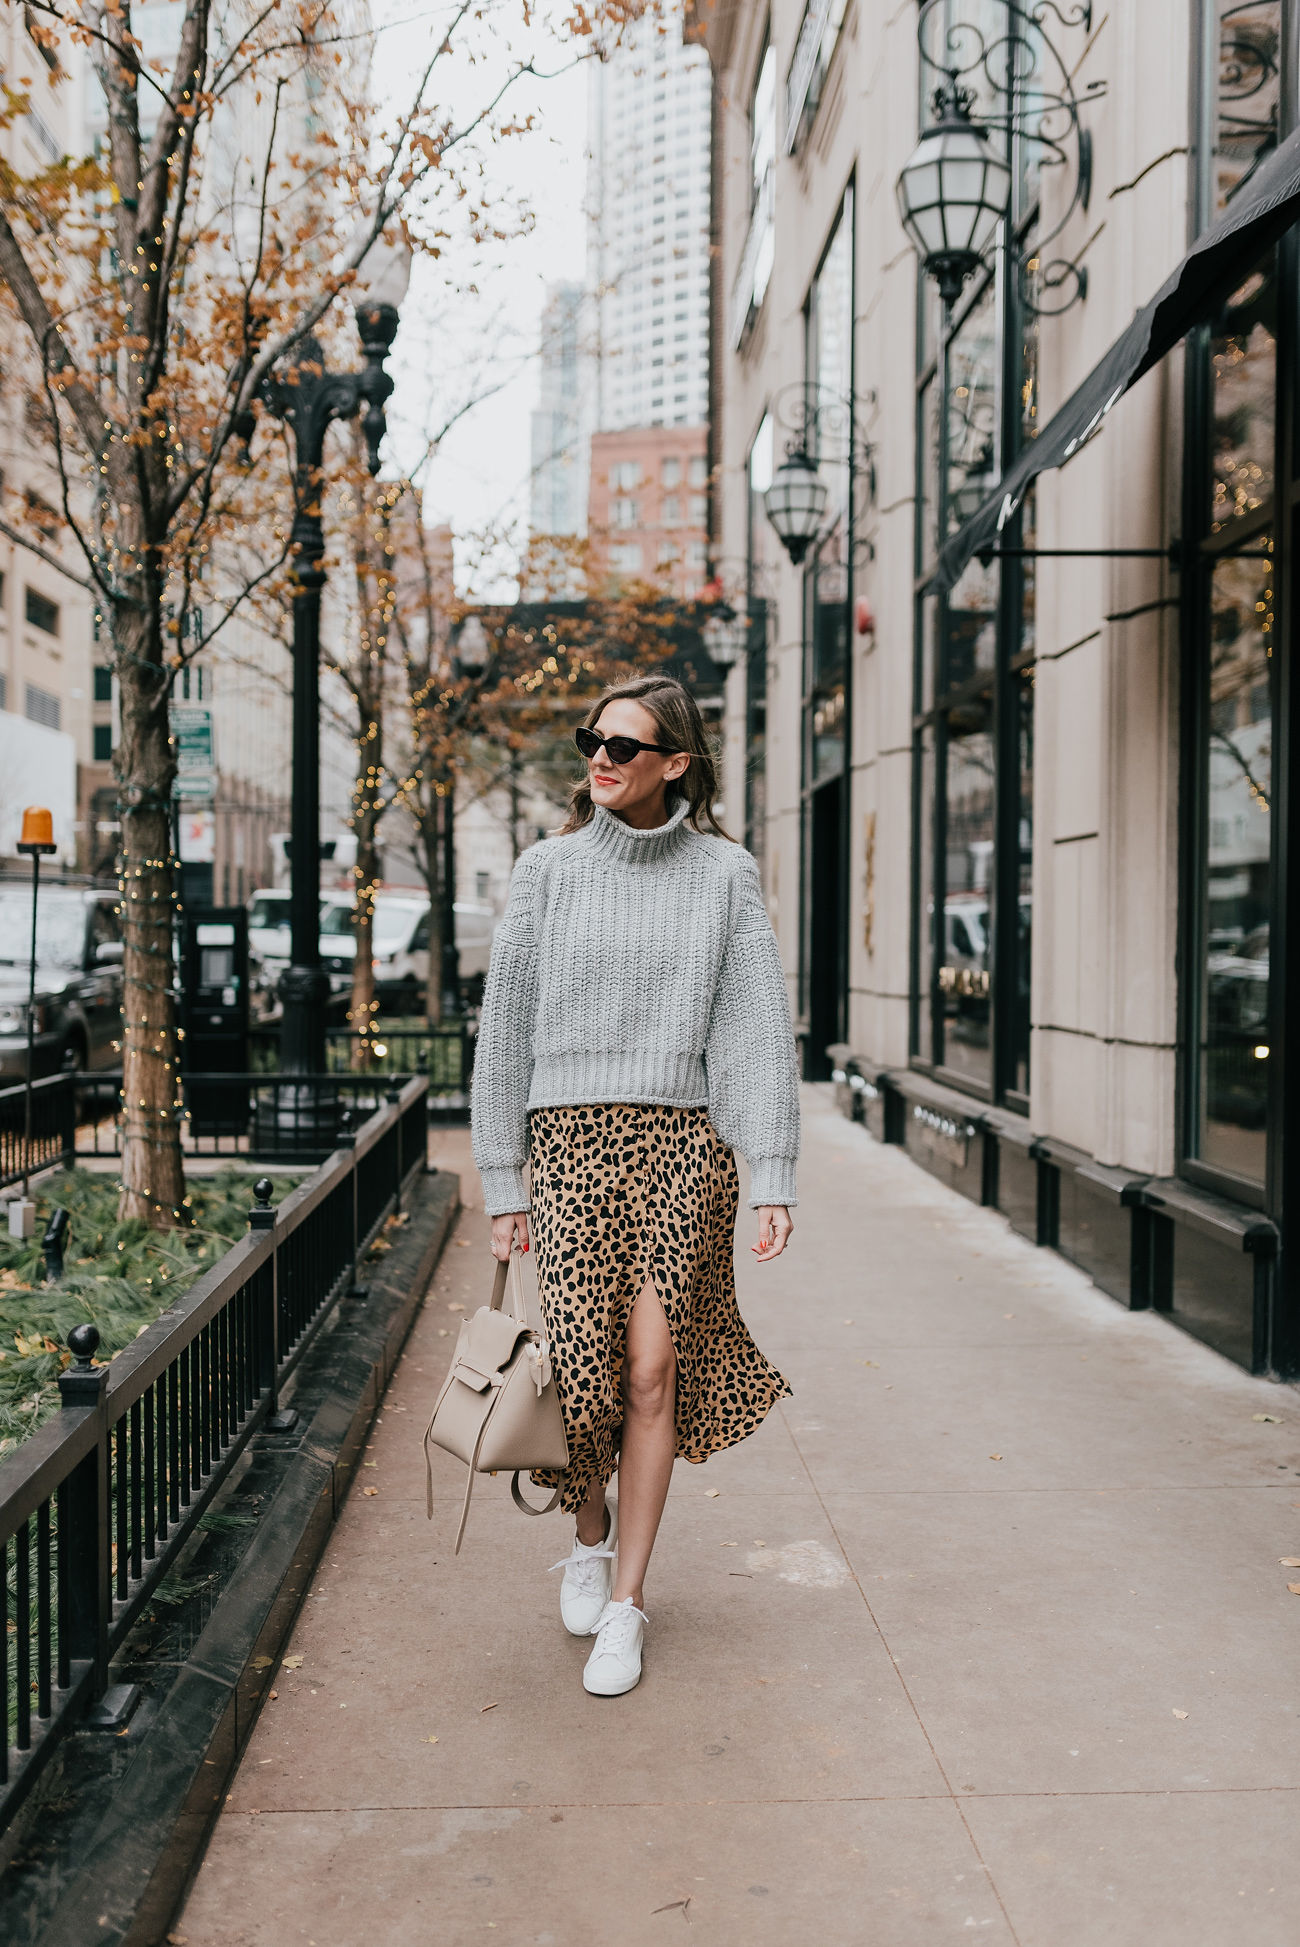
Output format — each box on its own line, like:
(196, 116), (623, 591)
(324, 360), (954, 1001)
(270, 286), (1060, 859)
(442, 614), (491, 1013)
(256, 244), (409, 1082)
(16, 806), (57, 1215)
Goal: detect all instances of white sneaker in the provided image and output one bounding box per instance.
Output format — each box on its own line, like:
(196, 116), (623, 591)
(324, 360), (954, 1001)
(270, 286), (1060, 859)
(582, 1597), (647, 1696)
(549, 1499), (618, 1636)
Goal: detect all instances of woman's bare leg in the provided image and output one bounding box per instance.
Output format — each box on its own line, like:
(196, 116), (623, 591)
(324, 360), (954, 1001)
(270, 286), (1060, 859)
(575, 1472), (609, 1548)
(612, 1279), (676, 1608)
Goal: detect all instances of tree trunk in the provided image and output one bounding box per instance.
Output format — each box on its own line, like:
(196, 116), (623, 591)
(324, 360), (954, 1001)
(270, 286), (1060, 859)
(115, 598), (187, 1226)
(348, 806), (379, 1066)
(421, 803), (444, 1027)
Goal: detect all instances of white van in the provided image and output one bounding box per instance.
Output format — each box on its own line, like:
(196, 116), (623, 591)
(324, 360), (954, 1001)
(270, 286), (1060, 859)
(317, 892), (498, 1010)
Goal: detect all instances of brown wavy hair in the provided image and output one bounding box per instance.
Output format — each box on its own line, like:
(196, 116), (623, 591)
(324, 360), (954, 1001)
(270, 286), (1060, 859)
(559, 675), (734, 839)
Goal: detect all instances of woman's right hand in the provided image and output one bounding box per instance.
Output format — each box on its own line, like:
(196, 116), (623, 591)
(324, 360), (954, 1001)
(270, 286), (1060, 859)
(490, 1211), (531, 1261)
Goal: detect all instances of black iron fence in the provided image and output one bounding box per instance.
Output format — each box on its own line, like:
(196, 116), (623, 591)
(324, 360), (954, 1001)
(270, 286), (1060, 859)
(248, 1022), (474, 1096)
(0, 1078), (427, 1833)
(0, 1076), (78, 1194)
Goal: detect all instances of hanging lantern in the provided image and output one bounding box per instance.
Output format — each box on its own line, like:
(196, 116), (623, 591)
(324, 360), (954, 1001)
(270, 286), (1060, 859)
(895, 85), (1012, 307)
(701, 602), (750, 669)
(763, 450), (829, 566)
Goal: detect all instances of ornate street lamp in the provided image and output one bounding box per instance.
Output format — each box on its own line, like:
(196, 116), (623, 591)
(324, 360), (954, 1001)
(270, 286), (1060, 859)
(895, 82), (1012, 308)
(701, 601), (750, 670)
(898, 2), (1103, 316)
(763, 449), (830, 567)
(255, 236), (411, 1097)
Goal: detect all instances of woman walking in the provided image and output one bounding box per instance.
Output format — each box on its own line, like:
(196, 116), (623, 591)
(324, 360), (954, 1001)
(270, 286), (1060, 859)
(470, 675), (799, 1696)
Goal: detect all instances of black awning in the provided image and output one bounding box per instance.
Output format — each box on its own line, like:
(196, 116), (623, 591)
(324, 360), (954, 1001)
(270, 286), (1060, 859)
(932, 125), (1300, 594)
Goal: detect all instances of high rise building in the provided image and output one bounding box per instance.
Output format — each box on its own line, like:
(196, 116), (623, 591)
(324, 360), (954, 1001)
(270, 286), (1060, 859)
(583, 16), (712, 594)
(587, 16), (712, 434)
(529, 283), (589, 542)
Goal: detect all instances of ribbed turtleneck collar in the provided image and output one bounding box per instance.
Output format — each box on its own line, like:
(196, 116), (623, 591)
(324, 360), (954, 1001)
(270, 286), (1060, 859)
(580, 797), (692, 867)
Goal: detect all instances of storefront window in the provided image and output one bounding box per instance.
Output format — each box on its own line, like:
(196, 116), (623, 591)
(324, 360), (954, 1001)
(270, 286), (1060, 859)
(910, 85), (1036, 1103)
(946, 277), (999, 536)
(746, 415), (775, 871)
(914, 721), (936, 1065)
(1012, 669), (1034, 1099)
(941, 706), (995, 1088)
(1195, 535), (1273, 1184)
(1210, 261), (1275, 533)
(799, 187), (854, 1069)
(1177, 0), (1287, 1232)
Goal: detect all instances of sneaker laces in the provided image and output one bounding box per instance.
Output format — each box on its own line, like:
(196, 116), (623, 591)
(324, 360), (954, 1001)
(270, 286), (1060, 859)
(590, 1598), (646, 1653)
(549, 1541), (615, 1593)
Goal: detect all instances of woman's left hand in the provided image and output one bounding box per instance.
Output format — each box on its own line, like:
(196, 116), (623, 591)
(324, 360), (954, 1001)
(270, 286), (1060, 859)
(752, 1206), (793, 1262)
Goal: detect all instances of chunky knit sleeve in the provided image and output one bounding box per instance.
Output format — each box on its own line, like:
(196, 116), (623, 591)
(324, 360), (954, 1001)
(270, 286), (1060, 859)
(703, 850), (800, 1207)
(471, 845), (546, 1215)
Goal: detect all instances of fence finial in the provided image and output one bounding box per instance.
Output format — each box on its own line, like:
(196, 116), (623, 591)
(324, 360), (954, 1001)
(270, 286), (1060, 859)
(60, 1322), (107, 1405)
(248, 1178), (276, 1231)
(67, 1322), (100, 1368)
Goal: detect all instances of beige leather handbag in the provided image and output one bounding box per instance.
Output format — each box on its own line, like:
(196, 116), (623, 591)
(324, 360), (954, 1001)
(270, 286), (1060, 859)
(423, 1249), (569, 1552)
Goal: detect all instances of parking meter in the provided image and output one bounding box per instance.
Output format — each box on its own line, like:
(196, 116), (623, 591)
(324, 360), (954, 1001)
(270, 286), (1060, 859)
(180, 908), (250, 1135)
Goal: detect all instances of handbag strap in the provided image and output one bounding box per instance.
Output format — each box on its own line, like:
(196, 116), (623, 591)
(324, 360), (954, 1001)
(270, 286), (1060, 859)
(511, 1472), (562, 1519)
(488, 1251), (529, 1326)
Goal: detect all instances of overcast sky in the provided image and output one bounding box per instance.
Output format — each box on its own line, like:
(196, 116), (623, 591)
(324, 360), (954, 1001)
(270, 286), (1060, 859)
(372, 1), (591, 595)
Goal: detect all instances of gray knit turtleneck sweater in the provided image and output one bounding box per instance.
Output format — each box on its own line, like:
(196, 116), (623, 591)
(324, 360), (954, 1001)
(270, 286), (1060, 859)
(470, 798), (800, 1217)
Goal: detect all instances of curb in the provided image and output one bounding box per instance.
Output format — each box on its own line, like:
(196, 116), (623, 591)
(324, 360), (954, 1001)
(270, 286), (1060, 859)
(4, 1166), (459, 1947)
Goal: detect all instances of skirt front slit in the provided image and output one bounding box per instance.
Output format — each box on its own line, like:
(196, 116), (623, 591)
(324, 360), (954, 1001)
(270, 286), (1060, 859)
(527, 1102), (793, 1515)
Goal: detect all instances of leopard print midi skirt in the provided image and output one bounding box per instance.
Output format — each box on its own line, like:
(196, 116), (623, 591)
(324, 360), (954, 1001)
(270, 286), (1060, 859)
(526, 1102), (793, 1515)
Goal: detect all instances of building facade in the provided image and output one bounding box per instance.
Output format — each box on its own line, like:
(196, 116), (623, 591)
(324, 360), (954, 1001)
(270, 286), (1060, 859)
(587, 15), (713, 435)
(702, 0), (1300, 1376)
(587, 426), (711, 595)
(529, 282), (591, 545)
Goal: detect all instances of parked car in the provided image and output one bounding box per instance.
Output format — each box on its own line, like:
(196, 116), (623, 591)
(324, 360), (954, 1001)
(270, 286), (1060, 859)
(317, 892), (499, 1011)
(0, 882), (125, 1083)
(247, 888), (341, 1013)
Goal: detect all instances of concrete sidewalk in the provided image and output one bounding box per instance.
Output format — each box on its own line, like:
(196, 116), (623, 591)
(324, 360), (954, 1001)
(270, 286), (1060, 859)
(177, 1091), (1300, 1947)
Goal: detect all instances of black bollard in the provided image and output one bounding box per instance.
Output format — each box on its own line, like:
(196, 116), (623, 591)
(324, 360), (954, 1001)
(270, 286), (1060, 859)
(42, 1207), (70, 1284)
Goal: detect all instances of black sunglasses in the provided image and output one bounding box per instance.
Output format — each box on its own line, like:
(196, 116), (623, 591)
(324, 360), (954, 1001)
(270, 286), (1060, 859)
(575, 726), (680, 766)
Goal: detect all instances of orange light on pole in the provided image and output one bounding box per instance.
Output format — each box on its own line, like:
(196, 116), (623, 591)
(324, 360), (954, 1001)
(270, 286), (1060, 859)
(17, 806), (57, 856)
(15, 805), (56, 1200)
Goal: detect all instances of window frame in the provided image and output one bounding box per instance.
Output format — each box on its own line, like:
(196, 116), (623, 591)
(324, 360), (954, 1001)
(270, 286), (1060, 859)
(1177, 0), (1293, 1214)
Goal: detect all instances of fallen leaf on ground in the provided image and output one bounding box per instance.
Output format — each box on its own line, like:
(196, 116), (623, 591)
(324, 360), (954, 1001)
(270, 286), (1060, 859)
(704, 1489), (719, 1498)
(1288, 1583), (1300, 1596)
(250, 1656), (273, 1670)
(860, 1360), (879, 1368)
(1279, 1558), (1300, 1568)
(281, 1656), (303, 1670)
(481, 1701), (499, 1712)
(363, 1487), (379, 1497)
(1252, 1413), (1281, 1423)
(447, 1302), (465, 1312)
(753, 1540), (766, 1548)
(720, 1541), (738, 1547)
(363, 1462), (378, 1468)
(268, 1689), (278, 1699)
(1172, 1709), (1188, 1720)
(989, 1454), (1003, 1461)
(454, 1239), (471, 1248)
(422, 1734), (439, 1744)
(651, 1897), (691, 1920)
